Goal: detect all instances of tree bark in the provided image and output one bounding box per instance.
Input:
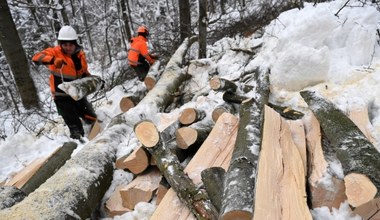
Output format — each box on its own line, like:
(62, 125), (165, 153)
(220, 68), (270, 220)
(178, 0), (191, 41)
(201, 167), (225, 212)
(198, 0), (208, 58)
(144, 61), (161, 91)
(134, 120), (219, 219)
(0, 186), (25, 210)
(0, 0), (40, 109)
(58, 75), (103, 101)
(300, 90), (380, 196)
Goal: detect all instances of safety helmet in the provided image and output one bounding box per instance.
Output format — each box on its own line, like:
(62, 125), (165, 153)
(137, 26), (149, 35)
(58, 26), (78, 41)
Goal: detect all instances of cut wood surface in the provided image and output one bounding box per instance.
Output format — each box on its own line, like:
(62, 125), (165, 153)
(254, 106), (312, 220)
(134, 121), (160, 148)
(348, 106), (376, 144)
(88, 120), (101, 140)
(179, 108), (206, 125)
(119, 96), (138, 112)
(353, 197), (380, 219)
(309, 176), (347, 209)
(345, 173), (377, 207)
(287, 119), (307, 173)
(175, 127), (209, 150)
(104, 185), (131, 217)
(115, 145), (149, 174)
(211, 102), (235, 122)
(150, 112), (239, 220)
(155, 181), (170, 206)
(57, 75), (103, 101)
(120, 168), (162, 210)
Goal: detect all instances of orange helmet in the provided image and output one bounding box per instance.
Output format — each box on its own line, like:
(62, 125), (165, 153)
(137, 26), (149, 35)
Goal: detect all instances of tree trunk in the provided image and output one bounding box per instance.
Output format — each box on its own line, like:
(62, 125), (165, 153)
(198, 0), (208, 58)
(300, 90), (380, 196)
(178, 0), (191, 41)
(58, 75), (103, 101)
(120, 0), (132, 41)
(0, 0), (40, 109)
(0, 186), (25, 210)
(144, 60), (161, 91)
(201, 167), (225, 212)
(134, 120), (219, 219)
(220, 68), (270, 220)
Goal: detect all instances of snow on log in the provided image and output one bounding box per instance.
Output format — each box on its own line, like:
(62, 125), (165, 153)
(58, 75), (103, 101)
(134, 120), (218, 219)
(144, 60), (161, 90)
(151, 112), (239, 220)
(300, 90), (380, 196)
(0, 186), (25, 210)
(253, 106), (312, 220)
(220, 68), (270, 220)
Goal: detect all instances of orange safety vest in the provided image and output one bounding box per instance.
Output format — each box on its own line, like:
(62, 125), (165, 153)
(32, 45), (90, 98)
(128, 35), (155, 66)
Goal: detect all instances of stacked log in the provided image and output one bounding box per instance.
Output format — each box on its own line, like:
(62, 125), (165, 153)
(115, 145), (150, 175)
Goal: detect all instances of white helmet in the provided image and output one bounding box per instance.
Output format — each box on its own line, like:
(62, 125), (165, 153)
(57, 26), (78, 41)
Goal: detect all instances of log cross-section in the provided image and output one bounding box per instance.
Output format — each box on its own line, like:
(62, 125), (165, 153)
(134, 120), (218, 219)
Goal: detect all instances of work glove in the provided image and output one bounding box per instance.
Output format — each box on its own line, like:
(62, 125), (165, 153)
(54, 58), (66, 68)
(150, 53), (159, 59)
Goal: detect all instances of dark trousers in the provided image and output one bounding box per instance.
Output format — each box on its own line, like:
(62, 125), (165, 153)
(131, 61), (150, 81)
(54, 97), (97, 137)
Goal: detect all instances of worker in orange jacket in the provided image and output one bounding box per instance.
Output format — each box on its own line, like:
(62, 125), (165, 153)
(128, 26), (157, 81)
(32, 26), (97, 140)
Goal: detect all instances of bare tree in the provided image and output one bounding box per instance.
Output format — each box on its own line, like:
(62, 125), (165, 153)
(198, 0), (207, 58)
(178, 0), (191, 41)
(0, 0), (40, 109)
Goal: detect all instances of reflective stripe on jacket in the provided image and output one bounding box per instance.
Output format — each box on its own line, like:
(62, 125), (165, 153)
(127, 35), (155, 66)
(32, 45), (90, 99)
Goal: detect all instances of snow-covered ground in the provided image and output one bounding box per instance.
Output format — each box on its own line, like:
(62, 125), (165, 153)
(1, 1), (379, 219)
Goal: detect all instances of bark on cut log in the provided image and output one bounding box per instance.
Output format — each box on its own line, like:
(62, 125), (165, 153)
(345, 173), (377, 207)
(211, 102), (235, 122)
(222, 91), (250, 104)
(300, 90), (380, 196)
(201, 167), (226, 212)
(144, 61), (161, 90)
(119, 168), (162, 209)
(254, 106), (312, 220)
(209, 76), (237, 92)
(353, 197), (380, 219)
(134, 120), (218, 219)
(220, 68), (270, 220)
(0, 186), (25, 210)
(179, 108), (206, 125)
(115, 145), (150, 174)
(58, 75), (103, 101)
(151, 112), (239, 220)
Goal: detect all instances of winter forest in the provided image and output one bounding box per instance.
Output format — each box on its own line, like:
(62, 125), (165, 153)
(2, 0), (380, 219)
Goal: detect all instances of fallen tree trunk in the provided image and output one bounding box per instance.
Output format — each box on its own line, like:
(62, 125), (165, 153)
(58, 75), (104, 101)
(0, 186), (25, 210)
(134, 120), (218, 219)
(220, 68), (270, 220)
(300, 90), (380, 196)
(0, 37), (198, 219)
(144, 61), (161, 90)
(201, 167), (226, 212)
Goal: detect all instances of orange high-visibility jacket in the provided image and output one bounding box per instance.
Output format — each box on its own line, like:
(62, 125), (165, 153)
(32, 45), (90, 98)
(127, 35), (155, 66)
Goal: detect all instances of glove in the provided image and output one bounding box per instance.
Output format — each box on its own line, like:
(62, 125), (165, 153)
(54, 58), (66, 68)
(150, 53), (159, 59)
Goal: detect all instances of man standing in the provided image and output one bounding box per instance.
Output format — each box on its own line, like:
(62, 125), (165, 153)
(32, 25), (97, 140)
(128, 25), (158, 81)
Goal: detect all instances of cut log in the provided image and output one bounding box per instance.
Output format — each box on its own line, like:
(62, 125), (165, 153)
(300, 90), (380, 195)
(0, 37), (198, 219)
(119, 168), (162, 210)
(345, 173), (377, 207)
(88, 120), (102, 140)
(209, 76), (237, 92)
(253, 106), (312, 220)
(119, 96), (139, 112)
(211, 102), (235, 122)
(115, 145), (150, 174)
(353, 197), (380, 219)
(179, 108), (206, 125)
(58, 75), (103, 101)
(0, 186), (25, 210)
(155, 178), (170, 206)
(287, 119), (307, 172)
(348, 106), (376, 145)
(201, 167), (226, 212)
(175, 126), (209, 150)
(151, 112), (239, 220)
(220, 68), (270, 220)
(104, 185), (131, 217)
(144, 61), (161, 90)
(309, 176), (347, 209)
(268, 102), (304, 120)
(222, 91), (250, 104)
(134, 120), (219, 219)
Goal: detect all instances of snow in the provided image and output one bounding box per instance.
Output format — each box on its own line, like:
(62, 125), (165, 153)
(1, 0), (380, 219)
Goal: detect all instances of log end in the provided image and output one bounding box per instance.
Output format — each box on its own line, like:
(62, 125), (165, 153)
(135, 121), (160, 148)
(176, 127), (197, 149)
(221, 210), (252, 220)
(209, 77), (221, 91)
(345, 173), (377, 207)
(120, 97), (136, 112)
(179, 108), (197, 125)
(144, 77), (156, 91)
